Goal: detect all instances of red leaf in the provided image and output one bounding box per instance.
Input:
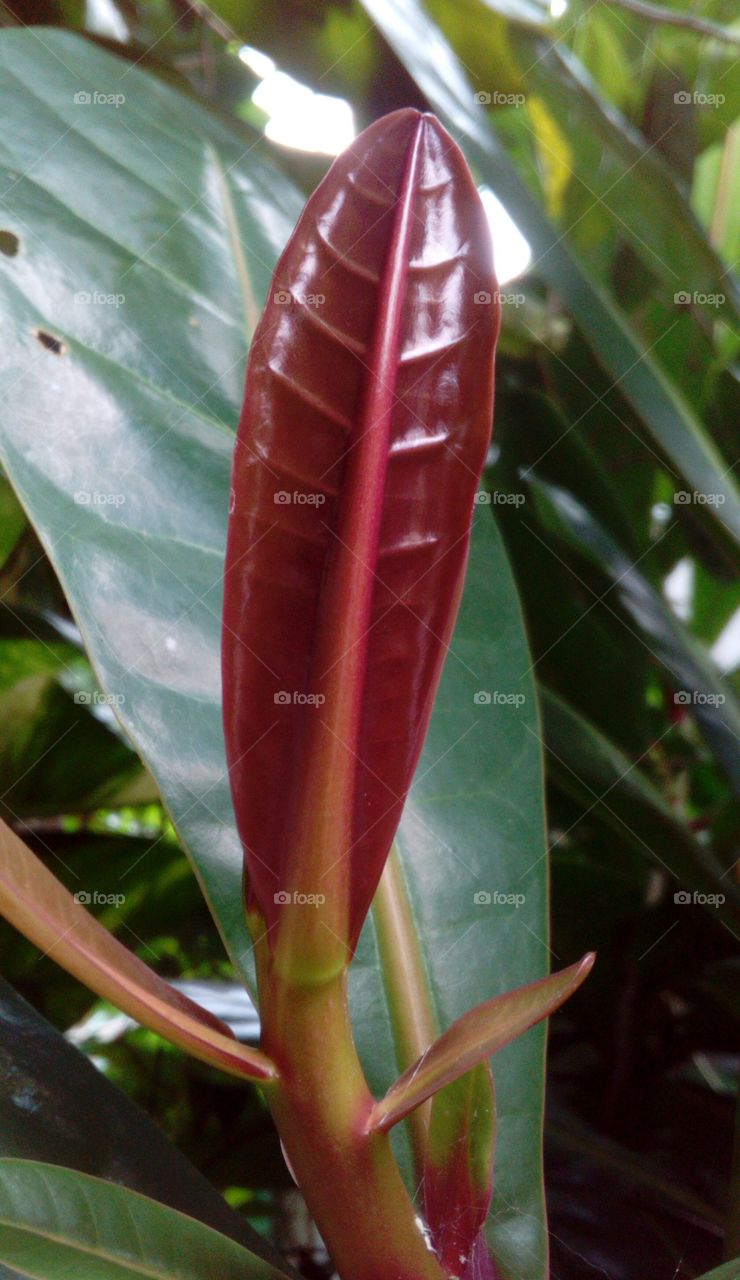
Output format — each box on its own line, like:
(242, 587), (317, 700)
(423, 1064), (495, 1278)
(460, 1231), (500, 1280)
(0, 819), (277, 1083)
(222, 109), (499, 961)
(369, 954), (595, 1133)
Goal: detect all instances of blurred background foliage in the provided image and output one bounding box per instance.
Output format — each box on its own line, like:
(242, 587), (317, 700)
(0, 0), (737, 1277)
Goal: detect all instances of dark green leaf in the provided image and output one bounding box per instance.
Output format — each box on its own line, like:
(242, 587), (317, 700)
(541, 687), (740, 927)
(0, 977), (287, 1266)
(530, 478), (740, 789)
(0, 1158), (291, 1279)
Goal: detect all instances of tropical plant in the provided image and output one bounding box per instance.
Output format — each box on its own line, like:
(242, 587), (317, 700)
(0, 1), (736, 1278)
(0, 96), (596, 1280)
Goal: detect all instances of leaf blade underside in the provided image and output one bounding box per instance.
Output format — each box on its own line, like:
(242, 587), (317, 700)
(0, 818), (275, 1083)
(370, 953), (594, 1131)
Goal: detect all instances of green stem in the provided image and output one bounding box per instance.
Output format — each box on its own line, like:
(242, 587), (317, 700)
(258, 946), (446, 1280)
(373, 847), (438, 1180)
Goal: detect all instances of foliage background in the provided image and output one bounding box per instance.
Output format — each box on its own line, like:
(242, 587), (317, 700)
(0, 0), (737, 1277)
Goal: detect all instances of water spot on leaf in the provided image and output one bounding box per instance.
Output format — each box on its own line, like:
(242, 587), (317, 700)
(0, 231), (19, 256)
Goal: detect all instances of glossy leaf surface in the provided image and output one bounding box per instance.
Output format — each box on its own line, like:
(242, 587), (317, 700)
(0, 819), (276, 1082)
(0, 1160), (291, 1280)
(223, 108), (499, 952)
(0, 34), (550, 1276)
(370, 953), (594, 1131)
(0, 26), (304, 988)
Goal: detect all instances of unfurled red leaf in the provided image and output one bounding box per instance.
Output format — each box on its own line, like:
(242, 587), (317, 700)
(222, 108), (499, 965)
(424, 1064), (496, 1278)
(369, 954), (595, 1132)
(0, 819), (276, 1083)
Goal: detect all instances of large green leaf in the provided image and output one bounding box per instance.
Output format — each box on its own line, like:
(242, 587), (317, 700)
(0, 30), (550, 1279)
(695, 1264), (740, 1280)
(0, 1159), (291, 1279)
(0, 978), (289, 1269)
(0, 26), (303, 980)
(355, 0), (740, 544)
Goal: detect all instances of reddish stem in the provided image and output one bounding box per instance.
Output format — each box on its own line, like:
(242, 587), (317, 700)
(258, 946), (446, 1280)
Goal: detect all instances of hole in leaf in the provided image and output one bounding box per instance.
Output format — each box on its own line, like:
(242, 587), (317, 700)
(0, 231), (19, 257)
(35, 329), (66, 356)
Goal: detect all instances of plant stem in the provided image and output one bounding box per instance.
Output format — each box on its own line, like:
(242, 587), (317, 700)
(258, 948), (446, 1280)
(373, 848), (438, 1180)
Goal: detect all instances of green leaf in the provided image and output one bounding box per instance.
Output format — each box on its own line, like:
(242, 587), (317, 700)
(355, 0), (740, 543)
(0, 479), (24, 568)
(0, 977), (288, 1265)
(0, 31), (551, 1279)
(0, 637), (156, 821)
(694, 1264), (740, 1280)
(541, 687), (740, 927)
(524, 40), (736, 305)
(0, 1159), (291, 1279)
(428, 4), (737, 308)
(530, 477), (740, 789)
(0, 26), (304, 982)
